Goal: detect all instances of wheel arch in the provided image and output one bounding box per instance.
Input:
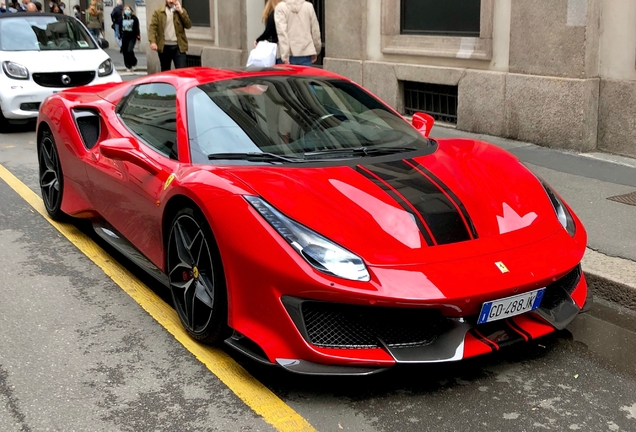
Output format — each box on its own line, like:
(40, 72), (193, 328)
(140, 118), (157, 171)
(36, 120), (52, 149)
(162, 194), (201, 250)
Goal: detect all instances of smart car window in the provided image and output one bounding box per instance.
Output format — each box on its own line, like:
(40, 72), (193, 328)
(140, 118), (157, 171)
(187, 77), (431, 163)
(119, 83), (179, 160)
(0, 16), (96, 51)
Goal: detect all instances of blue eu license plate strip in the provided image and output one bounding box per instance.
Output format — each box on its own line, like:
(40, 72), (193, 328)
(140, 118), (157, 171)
(478, 288), (546, 325)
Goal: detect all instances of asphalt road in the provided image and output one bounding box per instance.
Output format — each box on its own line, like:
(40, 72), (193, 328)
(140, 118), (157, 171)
(1, 124), (636, 432)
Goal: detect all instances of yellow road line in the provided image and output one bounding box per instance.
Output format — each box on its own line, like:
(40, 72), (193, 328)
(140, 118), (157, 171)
(0, 163), (316, 432)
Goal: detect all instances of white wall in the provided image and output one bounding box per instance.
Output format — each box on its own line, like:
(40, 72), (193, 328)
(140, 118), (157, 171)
(599, 0), (636, 80)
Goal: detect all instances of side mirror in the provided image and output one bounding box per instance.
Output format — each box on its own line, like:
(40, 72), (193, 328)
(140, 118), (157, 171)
(97, 37), (110, 50)
(412, 112), (435, 138)
(100, 138), (160, 174)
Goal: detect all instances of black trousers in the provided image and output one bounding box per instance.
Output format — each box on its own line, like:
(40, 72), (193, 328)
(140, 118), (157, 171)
(122, 37), (137, 69)
(158, 44), (186, 71)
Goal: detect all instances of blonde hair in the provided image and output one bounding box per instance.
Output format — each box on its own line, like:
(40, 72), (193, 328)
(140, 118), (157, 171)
(88, 0), (98, 16)
(262, 0), (282, 23)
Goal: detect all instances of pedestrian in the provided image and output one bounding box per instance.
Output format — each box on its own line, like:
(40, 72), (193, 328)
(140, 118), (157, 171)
(111, 0), (123, 51)
(148, 0), (192, 72)
(255, 0), (282, 63)
(0, 2), (6, 13)
(72, 4), (80, 20)
(50, 3), (60, 13)
(58, 1), (65, 13)
(33, 1), (41, 11)
(18, 0), (30, 12)
(274, 0), (321, 66)
(86, 1), (103, 40)
(120, 5), (140, 72)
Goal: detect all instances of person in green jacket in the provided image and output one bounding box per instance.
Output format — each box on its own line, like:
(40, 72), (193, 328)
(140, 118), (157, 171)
(148, 0), (192, 71)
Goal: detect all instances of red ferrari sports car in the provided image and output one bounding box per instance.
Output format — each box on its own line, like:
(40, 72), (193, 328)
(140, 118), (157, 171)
(36, 66), (588, 375)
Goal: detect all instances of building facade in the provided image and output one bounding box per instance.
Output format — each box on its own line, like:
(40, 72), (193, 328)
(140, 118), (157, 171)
(144, 0), (636, 158)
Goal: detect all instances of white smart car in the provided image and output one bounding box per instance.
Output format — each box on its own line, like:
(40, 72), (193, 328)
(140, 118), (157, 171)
(0, 13), (121, 127)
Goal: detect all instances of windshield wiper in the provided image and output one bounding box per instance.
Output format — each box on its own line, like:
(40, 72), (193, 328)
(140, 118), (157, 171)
(303, 146), (417, 158)
(207, 152), (303, 163)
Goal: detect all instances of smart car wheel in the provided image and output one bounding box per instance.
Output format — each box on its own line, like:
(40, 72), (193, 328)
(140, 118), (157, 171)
(0, 109), (8, 131)
(167, 208), (228, 344)
(38, 129), (66, 220)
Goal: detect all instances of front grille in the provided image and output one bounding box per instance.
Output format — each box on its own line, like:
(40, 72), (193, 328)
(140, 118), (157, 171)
(33, 71), (95, 88)
(540, 265), (582, 310)
(301, 301), (451, 349)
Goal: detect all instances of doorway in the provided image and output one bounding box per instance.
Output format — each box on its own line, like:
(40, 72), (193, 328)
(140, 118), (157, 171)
(308, 0), (325, 65)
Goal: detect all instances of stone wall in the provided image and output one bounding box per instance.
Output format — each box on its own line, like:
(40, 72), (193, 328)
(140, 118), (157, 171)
(356, 62), (599, 152)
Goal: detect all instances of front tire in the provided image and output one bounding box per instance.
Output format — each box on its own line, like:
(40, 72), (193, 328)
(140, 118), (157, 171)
(166, 207), (228, 344)
(0, 109), (10, 133)
(38, 129), (66, 220)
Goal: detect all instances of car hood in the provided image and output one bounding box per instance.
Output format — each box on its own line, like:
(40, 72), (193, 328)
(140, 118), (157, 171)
(227, 139), (565, 266)
(2, 49), (109, 73)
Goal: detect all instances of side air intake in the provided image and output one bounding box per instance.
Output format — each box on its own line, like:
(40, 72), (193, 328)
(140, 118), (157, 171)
(72, 109), (101, 149)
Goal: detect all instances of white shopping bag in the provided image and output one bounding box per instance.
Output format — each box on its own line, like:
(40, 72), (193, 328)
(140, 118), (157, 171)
(246, 41), (277, 68)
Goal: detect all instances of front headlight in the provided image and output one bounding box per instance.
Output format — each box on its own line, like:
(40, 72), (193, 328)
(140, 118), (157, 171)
(2, 61), (29, 80)
(246, 196), (370, 282)
(98, 59), (113, 77)
(541, 180), (576, 237)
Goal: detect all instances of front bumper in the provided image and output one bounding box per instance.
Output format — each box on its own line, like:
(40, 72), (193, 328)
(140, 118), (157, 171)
(227, 265), (587, 375)
(206, 195), (588, 375)
(0, 72), (121, 120)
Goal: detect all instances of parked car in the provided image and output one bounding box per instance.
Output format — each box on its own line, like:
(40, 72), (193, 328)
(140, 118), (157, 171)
(36, 66), (589, 375)
(0, 13), (120, 127)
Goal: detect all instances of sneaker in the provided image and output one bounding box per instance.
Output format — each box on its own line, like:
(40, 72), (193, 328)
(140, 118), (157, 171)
(131, 66), (137, 72)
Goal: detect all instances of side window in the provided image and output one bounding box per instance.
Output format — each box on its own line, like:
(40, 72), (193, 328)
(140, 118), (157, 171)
(119, 83), (179, 159)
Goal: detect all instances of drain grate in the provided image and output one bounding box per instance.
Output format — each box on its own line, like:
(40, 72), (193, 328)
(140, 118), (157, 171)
(607, 191), (636, 206)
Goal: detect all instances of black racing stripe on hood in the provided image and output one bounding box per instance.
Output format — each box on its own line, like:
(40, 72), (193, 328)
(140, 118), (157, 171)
(406, 159), (479, 239)
(355, 166), (435, 247)
(360, 160), (471, 245)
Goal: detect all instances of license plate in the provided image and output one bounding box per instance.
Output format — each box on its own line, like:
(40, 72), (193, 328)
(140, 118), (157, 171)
(477, 288), (545, 324)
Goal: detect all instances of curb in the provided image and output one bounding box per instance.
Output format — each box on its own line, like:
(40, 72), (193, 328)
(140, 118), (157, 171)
(582, 248), (636, 311)
(116, 68), (148, 77)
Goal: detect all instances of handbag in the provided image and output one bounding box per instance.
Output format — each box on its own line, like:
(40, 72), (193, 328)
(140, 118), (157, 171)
(246, 41), (277, 68)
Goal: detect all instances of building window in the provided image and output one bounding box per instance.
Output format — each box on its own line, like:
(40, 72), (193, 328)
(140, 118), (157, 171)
(401, 0), (481, 37)
(182, 0), (211, 27)
(403, 82), (458, 125)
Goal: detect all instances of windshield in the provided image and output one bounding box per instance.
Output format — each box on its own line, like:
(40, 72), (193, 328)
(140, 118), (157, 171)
(186, 76), (433, 163)
(0, 16), (96, 51)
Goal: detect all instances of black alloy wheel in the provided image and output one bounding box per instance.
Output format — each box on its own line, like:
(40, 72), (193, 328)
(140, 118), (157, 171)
(167, 208), (228, 344)
(38, 130), (66, 220)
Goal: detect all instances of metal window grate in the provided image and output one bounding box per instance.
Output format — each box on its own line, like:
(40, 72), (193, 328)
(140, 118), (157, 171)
(186, 55), (202, 67)
(403, 81), (458, 124)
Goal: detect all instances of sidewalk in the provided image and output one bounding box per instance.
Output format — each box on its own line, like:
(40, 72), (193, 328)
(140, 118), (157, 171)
(431, 125), (636, 312)
(105, 48), (148, 76)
